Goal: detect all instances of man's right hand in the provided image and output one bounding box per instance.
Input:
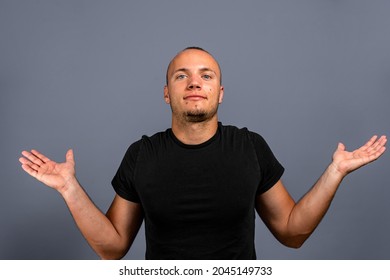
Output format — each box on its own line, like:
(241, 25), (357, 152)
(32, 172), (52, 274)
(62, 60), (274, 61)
(19, 148), (143, 259)
(19, 149), (76, 193)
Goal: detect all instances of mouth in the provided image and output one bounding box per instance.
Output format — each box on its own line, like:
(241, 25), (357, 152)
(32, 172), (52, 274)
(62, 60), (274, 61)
(183, 95), (207, 101)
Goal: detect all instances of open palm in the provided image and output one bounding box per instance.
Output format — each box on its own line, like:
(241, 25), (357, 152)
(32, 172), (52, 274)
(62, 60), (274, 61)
(332, 135), (387, 176)
(19, 149), (75, 191)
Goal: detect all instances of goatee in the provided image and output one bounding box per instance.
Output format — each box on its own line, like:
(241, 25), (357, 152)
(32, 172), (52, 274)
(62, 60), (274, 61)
(184, 110), (208, 123)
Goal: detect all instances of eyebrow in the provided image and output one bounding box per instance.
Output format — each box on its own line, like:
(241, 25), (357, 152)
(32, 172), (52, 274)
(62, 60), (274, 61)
(173, 67), (217, 75)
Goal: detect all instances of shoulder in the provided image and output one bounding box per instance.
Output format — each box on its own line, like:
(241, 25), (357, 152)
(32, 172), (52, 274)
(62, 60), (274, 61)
(220, 123), (250, 137)
(139, 129), (171, 148)
(127, 129), (171, 148)
(220, 123), (266, 144)
(122, 129), (174, 161)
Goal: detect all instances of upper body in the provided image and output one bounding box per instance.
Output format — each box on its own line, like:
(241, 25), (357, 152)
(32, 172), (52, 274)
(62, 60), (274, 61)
(112, 122), (284, 259)
(19, 47), (387, 259)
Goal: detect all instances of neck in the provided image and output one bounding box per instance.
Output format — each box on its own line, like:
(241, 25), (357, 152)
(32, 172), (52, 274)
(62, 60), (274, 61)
(171, 116), (219, 145)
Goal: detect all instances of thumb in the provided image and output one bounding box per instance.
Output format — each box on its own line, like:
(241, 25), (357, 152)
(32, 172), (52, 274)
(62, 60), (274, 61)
(65, 149), (75, 165)
(337, 142), (345, 151)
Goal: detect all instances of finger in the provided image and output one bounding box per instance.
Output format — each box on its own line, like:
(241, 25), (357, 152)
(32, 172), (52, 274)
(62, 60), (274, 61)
(374, 136), (387, 151)
(360, 135), (378, 152)
(19, 157), (41, 173)
(378, 135), (387, 146)
(366, 135), (387, 153)
(20, 161), (39, 178)
(367, 147), (386, 162)
(65, 149), (75, 165)
(366, 139), (381, 153)
(21, 150), (44, 166)
(366, 141), (386, 160)
(19, 156), (31, 165)
(31, 149), (51, 163)
(337, 142), (345, 151)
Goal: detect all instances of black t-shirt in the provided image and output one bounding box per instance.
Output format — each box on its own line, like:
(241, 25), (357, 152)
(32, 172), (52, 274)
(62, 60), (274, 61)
(112, 122), (284, 259)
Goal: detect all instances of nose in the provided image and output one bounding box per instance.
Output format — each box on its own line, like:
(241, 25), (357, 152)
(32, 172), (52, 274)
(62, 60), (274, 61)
(187, 76), (202, 90)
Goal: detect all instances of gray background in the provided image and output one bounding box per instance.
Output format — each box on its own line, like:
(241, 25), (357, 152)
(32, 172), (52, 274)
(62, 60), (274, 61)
(1, 0), (389, 260)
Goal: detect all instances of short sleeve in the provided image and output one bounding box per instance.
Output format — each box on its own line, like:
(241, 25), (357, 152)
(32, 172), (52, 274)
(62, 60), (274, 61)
(111, 140), (142, 203)
(249, 132), (284, 195)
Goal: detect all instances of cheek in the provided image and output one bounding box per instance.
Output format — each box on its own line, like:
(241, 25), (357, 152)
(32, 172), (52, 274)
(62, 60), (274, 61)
(204, 85), (214, 93)
(206, 86), (220, 97)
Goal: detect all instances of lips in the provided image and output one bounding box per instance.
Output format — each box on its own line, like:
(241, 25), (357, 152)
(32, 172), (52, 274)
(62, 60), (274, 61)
(183, 95), (207, 100)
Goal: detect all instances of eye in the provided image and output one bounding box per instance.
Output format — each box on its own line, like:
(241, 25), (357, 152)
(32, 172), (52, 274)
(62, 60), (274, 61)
(202, 74), (212, 80)
(176, 74), (187, 80)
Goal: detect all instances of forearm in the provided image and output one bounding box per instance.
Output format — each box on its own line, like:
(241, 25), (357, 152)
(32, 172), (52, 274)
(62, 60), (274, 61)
(286, 163), (345, 247)
(59, 177), (126, 259)
(258, 136), (386, 248)
(19, 149), (139, 259)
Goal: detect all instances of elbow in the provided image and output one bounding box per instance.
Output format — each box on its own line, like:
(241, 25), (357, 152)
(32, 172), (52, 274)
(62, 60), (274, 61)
(98, 249), (128, 260)
(283, 240), (304, 249)
(93, 242), (130, 260)
(277, 233), (310, 249)
(100, 255), (123, 260)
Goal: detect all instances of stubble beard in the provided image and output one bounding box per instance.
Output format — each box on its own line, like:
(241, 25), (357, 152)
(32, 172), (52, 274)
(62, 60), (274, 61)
(173, 105), (219, 124)
(184, 109), (209, 123)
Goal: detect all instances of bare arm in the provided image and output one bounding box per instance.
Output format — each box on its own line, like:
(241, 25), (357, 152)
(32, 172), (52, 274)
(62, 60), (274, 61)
(19, 149), (143, 259)
(256, 135), (387, 248)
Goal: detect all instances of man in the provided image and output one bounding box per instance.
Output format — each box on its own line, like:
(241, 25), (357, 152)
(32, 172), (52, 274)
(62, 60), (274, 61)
(19, 47), (387, 260)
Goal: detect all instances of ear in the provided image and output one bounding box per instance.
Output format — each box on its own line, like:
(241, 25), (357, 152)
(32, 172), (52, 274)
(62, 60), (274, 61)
(163, 85), (170, 104)
(218, 86), (224, 104)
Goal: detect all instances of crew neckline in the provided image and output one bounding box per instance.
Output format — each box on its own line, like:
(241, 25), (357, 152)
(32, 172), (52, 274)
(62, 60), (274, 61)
(169, 122), (221, 149)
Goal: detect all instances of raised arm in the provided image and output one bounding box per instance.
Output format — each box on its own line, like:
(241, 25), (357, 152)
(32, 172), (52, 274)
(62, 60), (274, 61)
(19, 149), (143, 259)
(256, 135), (387, 248)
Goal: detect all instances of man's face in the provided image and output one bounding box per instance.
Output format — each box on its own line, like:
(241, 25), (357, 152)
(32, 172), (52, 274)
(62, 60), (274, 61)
(164, 49), (224, 123)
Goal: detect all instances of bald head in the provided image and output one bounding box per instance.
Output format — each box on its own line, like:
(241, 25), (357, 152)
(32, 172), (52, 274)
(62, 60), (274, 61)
(165, 47), (222, 85)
